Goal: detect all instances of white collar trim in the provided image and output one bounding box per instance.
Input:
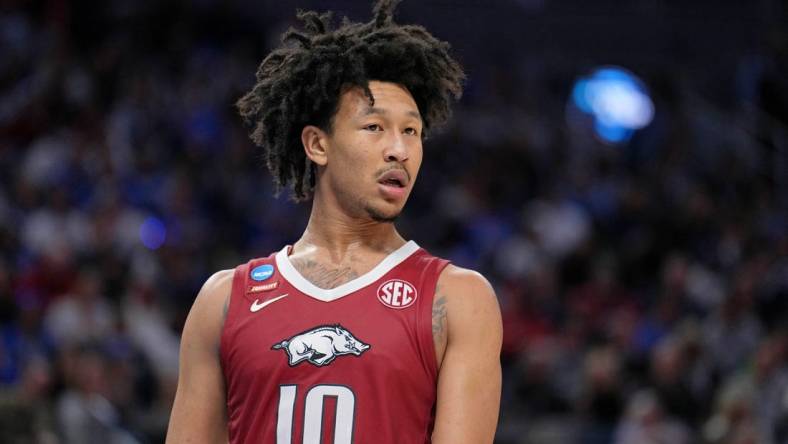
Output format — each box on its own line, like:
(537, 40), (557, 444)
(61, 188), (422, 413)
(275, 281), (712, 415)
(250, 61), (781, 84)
(274, 241), (421, 302)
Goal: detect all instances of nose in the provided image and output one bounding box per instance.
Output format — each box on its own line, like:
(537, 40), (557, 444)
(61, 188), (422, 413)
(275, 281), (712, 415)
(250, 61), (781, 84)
(383, 133), (409, 163)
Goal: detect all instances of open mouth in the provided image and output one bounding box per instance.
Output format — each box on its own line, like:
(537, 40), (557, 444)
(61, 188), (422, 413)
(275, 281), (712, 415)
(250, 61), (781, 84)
(377, 169), (409, 188)
(380, 177), (404, 188)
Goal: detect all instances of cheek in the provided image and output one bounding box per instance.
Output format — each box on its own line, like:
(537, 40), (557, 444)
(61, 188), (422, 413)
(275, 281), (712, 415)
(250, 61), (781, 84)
(329, 143), (375, 187)
(410, 144), (424, 176)
(339, 148), (376, 179)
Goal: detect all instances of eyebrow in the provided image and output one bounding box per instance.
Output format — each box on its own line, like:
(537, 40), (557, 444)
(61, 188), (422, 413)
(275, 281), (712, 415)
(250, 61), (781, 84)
(362, 106), (422, 121)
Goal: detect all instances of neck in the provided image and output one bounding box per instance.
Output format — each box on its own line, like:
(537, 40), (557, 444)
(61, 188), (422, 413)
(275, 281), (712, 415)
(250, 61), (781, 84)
(293, 188), (406, 258)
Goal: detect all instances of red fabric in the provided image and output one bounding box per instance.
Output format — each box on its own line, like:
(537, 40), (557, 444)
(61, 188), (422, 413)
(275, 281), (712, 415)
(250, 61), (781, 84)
(220, 248), (448, 444)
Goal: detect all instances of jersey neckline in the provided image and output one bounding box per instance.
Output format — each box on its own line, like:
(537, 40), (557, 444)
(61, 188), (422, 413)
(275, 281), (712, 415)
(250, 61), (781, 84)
(274, 241), (421, 302)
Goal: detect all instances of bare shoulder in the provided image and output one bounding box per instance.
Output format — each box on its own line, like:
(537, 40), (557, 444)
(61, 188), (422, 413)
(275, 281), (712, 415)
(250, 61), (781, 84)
(205, 268), (235, 287)
(432, 264), (501, 367)
(431, 265), (502, 443)
(437, 264), (501, 330)
(436, 264), (497, 306)
(197, 269), (234, 310)
(168, 269), (234, 443)
(186, 269), (235, 342)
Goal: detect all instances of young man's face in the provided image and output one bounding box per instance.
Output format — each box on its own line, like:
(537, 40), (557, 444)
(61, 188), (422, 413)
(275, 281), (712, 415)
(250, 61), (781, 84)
(320, 80), (424, 222)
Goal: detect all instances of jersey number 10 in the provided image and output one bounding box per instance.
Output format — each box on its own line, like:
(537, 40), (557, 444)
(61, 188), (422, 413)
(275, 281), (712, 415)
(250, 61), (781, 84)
(277, 384), (356, 443)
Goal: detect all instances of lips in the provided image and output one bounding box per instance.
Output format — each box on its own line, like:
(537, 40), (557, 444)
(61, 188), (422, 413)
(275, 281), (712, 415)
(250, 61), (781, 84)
(377, 169), (409, 188)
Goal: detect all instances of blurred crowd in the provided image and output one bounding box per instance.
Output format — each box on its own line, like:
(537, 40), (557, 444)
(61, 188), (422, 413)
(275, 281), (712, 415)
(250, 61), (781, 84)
(1, 1), (787, 443)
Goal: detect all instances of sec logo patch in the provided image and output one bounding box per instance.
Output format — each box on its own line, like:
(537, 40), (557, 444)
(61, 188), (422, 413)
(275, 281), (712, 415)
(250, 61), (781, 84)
(377, 279), (417, 309)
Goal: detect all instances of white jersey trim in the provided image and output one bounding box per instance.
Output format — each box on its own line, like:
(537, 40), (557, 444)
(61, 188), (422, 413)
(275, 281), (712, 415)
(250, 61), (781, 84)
(275, 241), (421, 302)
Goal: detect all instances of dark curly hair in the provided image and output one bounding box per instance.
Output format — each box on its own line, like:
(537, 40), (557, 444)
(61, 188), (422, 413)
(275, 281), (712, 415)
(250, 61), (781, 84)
(236, 0), (465, 201)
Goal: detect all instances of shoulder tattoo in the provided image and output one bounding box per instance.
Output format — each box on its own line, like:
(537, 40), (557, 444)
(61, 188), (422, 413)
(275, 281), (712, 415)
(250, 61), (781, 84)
(432, 291), (448, 347)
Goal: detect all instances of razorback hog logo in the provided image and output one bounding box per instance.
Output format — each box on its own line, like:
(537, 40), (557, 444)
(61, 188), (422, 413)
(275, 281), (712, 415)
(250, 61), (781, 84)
(271, 325), (370, 367)
(377, 279), (418, 309)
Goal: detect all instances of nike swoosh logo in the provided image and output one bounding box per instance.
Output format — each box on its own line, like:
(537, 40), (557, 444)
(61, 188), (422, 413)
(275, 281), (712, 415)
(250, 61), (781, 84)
(250, 294), (288, 312)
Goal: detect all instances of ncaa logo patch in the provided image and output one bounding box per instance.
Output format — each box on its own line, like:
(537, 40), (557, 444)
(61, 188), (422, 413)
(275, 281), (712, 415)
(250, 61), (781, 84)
(377, 279), (417, 309)
(251, 264), (274, 281)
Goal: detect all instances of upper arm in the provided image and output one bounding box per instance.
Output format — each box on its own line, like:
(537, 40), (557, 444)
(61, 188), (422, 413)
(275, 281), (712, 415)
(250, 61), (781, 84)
(431, 265), (503, 444)
(166, 269), (234, 444)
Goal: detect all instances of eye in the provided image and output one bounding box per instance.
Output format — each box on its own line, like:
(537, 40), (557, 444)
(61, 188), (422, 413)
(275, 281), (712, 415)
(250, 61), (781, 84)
(404, 127), (419, 136)
(364, 124), (382, 132)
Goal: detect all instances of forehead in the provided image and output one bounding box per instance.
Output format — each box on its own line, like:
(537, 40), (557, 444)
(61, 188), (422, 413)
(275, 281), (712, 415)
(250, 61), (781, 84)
(335, 81), (420, 120)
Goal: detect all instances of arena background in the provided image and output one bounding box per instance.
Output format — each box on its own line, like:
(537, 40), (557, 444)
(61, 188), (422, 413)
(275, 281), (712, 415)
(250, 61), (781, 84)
(1, 0), (787, 443)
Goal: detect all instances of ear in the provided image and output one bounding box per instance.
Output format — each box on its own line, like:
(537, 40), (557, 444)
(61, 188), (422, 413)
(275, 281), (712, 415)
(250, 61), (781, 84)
(301, 125), (329, 167)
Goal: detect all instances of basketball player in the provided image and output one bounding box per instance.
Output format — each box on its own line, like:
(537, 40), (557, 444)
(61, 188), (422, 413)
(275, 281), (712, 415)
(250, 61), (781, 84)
(166, 1), (502, 442)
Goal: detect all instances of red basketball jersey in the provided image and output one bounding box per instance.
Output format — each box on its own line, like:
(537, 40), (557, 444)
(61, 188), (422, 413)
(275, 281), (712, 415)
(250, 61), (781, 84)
(220, 241), (449, 444)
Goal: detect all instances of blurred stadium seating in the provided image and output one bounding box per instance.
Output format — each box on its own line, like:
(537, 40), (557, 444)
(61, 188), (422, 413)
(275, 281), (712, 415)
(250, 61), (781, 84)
(1, 1), (786, 443)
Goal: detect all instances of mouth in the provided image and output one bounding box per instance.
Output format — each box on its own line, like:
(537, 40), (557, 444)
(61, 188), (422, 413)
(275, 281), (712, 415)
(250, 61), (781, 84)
(377, 169), (409, 189)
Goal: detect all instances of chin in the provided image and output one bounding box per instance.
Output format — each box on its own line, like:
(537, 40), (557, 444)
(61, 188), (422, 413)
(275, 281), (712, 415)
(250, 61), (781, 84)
(364, 205), (401, 223)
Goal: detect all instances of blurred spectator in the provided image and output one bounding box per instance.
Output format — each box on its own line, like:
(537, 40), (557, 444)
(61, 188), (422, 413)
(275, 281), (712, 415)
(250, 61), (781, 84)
(56, 343), (140, 444)
(614, 390), (691, 444)
(649, 337), (703, 426)
(579, 345), (625, 444)
(44, 268), (115, 348)
(0, 355), (58, 443)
